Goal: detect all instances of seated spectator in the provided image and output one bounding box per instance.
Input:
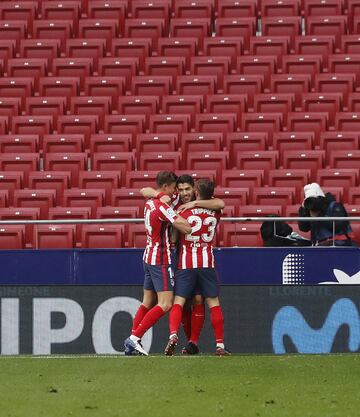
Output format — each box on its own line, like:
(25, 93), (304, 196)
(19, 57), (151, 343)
(298, 183), (357, 247)
(261, 215), (311, 247)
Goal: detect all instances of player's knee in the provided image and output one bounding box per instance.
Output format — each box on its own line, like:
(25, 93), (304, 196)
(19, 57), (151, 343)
(159, 302), (173, 312)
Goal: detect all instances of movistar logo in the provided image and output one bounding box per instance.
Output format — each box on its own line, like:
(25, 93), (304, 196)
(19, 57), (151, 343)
(272, 298), (360, 354)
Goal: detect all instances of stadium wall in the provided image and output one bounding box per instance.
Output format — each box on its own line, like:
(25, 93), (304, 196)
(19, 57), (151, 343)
(1, 285), (360, 355)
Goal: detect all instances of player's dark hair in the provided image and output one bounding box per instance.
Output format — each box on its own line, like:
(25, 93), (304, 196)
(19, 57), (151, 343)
(176, 174), (194, 187)
(156, 171), (177, 187)
(196, 178), (215, 200)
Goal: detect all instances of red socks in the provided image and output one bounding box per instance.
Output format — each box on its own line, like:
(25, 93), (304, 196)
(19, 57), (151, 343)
(190, 304), (205, 345)
(132, 305), (165, 339)
(131, 304), (149, 335)
(181, 305), (192, 340)
(169, 303), (183, 335)
(210, 305), (224, 344)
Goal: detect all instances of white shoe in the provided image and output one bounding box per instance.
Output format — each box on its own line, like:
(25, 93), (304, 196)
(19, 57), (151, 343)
(133, 339), (149, 356)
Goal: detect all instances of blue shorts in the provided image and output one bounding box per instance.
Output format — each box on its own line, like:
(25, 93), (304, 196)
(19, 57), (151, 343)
(174, 268), (220, 298)
(143, 262), (175, 293)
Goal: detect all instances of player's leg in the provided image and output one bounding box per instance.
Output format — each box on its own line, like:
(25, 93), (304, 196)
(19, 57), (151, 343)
(181, 299), (192, 340)
(181, 293), (205, 354)
(131, 289), (157, 335)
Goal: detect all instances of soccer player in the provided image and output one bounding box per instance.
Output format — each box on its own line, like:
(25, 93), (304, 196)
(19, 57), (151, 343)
(141, 175), (225, 354)
(164, 178), (229, 356)
(124, 171), (191, 356)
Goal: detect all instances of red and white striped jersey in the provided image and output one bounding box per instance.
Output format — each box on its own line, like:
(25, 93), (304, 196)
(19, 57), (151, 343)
(178, 207), (221, 269)
(143, 199), (179, 265)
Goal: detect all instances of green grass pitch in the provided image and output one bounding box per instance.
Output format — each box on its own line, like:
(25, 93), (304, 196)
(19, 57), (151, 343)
(1, 354), (360, 417)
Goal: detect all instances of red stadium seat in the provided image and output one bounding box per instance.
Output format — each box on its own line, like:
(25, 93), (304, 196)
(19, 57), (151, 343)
(170, 18), (211, 49)
(253, 93), (294, 121)
(78, 19), (120, 49)
(84, 76), (125, 109)
(111, 188), (146, 212)
(0, 190), (9, 207)
(104, 115), (145, 145)
(32, 20), (73, 53)
(250, 36), (290, 66)
(223, 75), (264, 110)
(70, 96), (111, 130)
(11, 115), (53, 138)
(316, 168), (358, 201)
(25, 97), (66, 123)
(0, 97), (20, 118)
(42, 134), (84, 154)
(329, 150), (360, 170)
(294, 35), (335, 69)
(124, 18), (165, 48)
(262, 16), (301, 51)
(329, 54), (360, 89)
(191, 56), (231, 89)
(345, 204), (360, 217)
(7, 57), (47, 89)
(66, 39), (106, 71)
(176, 75), (217, 95)
(304, 0), (343, 17)
(0, 2), (37, 31)
(0, 207), (39, 248)
(238, 205), (283, 216)
(319, 132), (360, 162)
(236, 150), (279, 182)
(79, 171), (121, 204)
(111, 38), (150, 73)
(302, 93), (343, 128)
(180, 132), (222, 158)
(89, 133), (132, 154)
(282, 55), (322, 87)
(270, 74), (311, 109)
(203, 37), (243, 71)
(0, 134), (38, 153)
(38, 77), (79, 109)
(131, 75), (172, 96)
(186, 151), (229, 179)
(118, 96), (159, 129)
(156, 38), (198, 71)
(136, 133), (178, 155)
(306, 16), (348, 51)
(221, 169), (264, 189)
(348, 0), (360, 31)
(36, 225), (76, 249)
(0, 21), (27, 50)
(215, 187), (249, 213)
(44, 152), (87, 187)
(41, 1), (80, 31)
(252, 187), (296, 209)
(98, 57), (138, 92)
(19, 39), (60, 71)
(237, 55), (277, 91)
(149, 114), (191, 135)
(13, 189), (56, 218)
(127, 224), (147, 248)
(283, 150), (326, 177)
(162, 95), (203, 127)
(0, 171), (23, 205)
(0, 117), (8, 135)
(348, 93), (360, 111)
(174, 0), (213, 19)
(335, 112), (360, 131)
(322, 186), (344, 202)
(81, 225), (124, 248)
(286, 112), (328, 145)
(125, 171), (158, 188)
(217, 0), (257, 18)
(57, 115), (98, 150)
(0, 225), (25, 249)
(28, 171), (71, 205)
(349, 187), (360, 204)
(241, 113), (283, 142)
(314, 73), (356, 106)
(52, 58), (93, 90)
(176, 170), (216, 182)
(261, 0), (300, 17)
(220, 223), (262, 247)
(225, 132), (268, 166)
(195, 113), (237, 136)
(88, 0), (126, 24)
(215, 17), (256, 52)
(341, 35), (360, 54)
(48, 206), (92, 246)
(91, 152), (134, 180)
(139, 151), (182, 171)
(0, 39), (16, 69)
(145, 56), (186, 88)
(268, 169), (311, 201)
(0, 78), (33, 109)
(272, 132), (314, 162)
(63, 189), (105, 217)
(132, 0), (170, 22)
(0, 153), (39, 186)
(206, 94), (247, 120)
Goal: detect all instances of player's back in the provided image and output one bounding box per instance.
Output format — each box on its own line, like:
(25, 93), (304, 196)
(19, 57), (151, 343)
(143, 198), (178, 266)
(178, 207), (220, 269)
